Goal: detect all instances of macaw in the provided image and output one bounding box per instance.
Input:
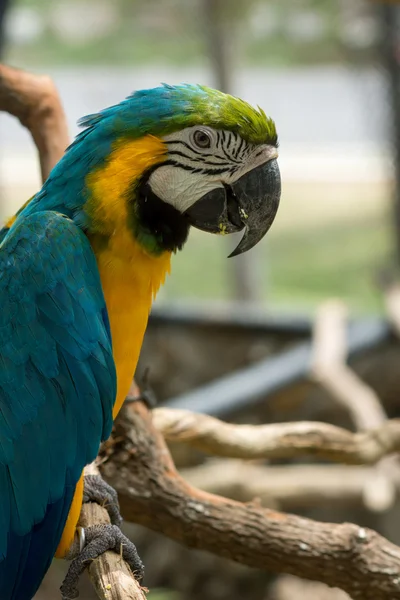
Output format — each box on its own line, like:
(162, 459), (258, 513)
(0, 83), (280, 600)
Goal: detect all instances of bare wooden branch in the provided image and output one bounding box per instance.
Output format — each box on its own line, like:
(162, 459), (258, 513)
(311, 300), (399, 512)
(180, 460), (398, 509)
(311, 301), (387, 430)
(80, 464), (147, 600)
(101, 401), (400, 600)
(153, 407), (400, 464)
(271, 574), (351, 600)
(0, 63), (69, 180)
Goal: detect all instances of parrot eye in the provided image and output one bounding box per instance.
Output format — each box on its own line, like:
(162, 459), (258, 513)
(192, 129), (212, 149)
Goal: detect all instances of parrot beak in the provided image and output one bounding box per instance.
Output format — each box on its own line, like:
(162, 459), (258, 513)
(184, 158), (281, 257)
(228, 158), (281, 257)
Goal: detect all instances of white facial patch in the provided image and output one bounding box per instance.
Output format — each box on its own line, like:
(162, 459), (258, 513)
(148, 126), (278, 213)
(148, 167), (224, 213)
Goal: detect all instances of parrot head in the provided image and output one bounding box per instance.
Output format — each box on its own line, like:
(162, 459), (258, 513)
(25, 84), (281, 257)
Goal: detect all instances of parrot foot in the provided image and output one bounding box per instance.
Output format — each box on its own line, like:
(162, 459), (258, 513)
(83, 474), (122, 526)
(128, 387), (158, 409)
(60, 524), (144, 600)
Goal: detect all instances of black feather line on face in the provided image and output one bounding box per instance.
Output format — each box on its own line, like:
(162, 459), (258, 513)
(128, 166), (190, 254)
(167, 150), (235, 167)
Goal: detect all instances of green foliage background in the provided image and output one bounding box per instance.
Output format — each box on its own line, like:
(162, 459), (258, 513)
(6, 0), (355, 67)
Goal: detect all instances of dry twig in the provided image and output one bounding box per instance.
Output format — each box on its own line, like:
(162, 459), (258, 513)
(153, 408), (400, 464)
(180, 460), (398, 509)
(311, 300), (398, 511)
(311, 301), (386, 429)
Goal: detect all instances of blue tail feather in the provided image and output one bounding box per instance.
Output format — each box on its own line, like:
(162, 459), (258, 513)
(0, 479), (75, 600)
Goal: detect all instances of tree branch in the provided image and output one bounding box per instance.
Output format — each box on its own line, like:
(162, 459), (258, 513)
(311, 301), (387, 430)
(153, 407), (400, 464)
(0, 63), (69, 180)
(271, 574), (351, 600)
(310, 300), (399, 512)
(79, 463), (147, 600)
(180, 460), (399, 509)
(101, 401), (400, 600)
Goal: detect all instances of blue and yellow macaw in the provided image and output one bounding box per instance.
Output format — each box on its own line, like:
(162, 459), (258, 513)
(0, 84), (280, 600)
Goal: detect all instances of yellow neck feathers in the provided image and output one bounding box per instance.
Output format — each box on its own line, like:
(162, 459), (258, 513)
(57, 135), (172, 558)
(85, 134), (167, 237)
(86, 135), (172, 417)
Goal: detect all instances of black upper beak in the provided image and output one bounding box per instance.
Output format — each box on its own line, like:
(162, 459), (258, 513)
(228, 158), (281, 257)
(184, 158), (281, 257)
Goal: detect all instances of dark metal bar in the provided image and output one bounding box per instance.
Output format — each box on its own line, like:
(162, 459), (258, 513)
(165, 318), (391, 417)
(149, 303), (312, 336)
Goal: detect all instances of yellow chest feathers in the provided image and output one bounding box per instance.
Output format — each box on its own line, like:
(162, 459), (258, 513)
(92, 235), (170, 417)
(86, 136), (171, 417)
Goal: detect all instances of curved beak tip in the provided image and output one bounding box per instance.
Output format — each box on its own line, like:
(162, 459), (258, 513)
(228, 158), (281, 258)
(184, 158), (281, 257)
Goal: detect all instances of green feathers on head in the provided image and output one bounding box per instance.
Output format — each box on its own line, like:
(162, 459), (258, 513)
(168, 84), (278, 146)
(19, 83), (277, 237)
(79, 83), (278, 147)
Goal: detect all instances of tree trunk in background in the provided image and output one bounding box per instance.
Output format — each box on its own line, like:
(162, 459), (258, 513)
(202, 0), (262, 303)
(202, 0), (232, 96)
(0, 0), (9, 57)
(376, 4), (400, 269)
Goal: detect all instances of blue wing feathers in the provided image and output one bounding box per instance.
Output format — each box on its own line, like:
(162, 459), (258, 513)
(0, 211), (116, 600)
(36, 283), (76, 326)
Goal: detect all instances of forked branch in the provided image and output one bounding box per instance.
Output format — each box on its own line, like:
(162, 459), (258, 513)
(101, 401), (400, 600)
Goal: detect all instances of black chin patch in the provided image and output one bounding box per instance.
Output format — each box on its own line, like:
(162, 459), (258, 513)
(134, 176), (190, 253)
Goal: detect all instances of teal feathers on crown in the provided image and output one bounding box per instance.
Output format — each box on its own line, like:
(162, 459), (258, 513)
(78, 83), (278, 147)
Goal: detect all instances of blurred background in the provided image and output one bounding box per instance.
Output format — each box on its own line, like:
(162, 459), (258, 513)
(1, 0), (399, 313)
(2, 1), (400, 599)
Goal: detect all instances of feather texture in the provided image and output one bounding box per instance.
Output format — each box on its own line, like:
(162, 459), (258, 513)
(0, 83), (276, 599)
(0, 211), (116, 600)
(12, 84), (276, 237)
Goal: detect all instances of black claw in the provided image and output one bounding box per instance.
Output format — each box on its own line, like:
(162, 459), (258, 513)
(60, 524), (144, 600)
(129, 368), (158, 409)
(130, 388), (158, 409)
(83, 474), (122, 526)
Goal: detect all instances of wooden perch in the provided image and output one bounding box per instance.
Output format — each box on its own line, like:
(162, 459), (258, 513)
(81, 463), (147, 600)
(0, 63), (141, 599)
(102, 400), (400, 600)
(153, 408), (400, 464)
